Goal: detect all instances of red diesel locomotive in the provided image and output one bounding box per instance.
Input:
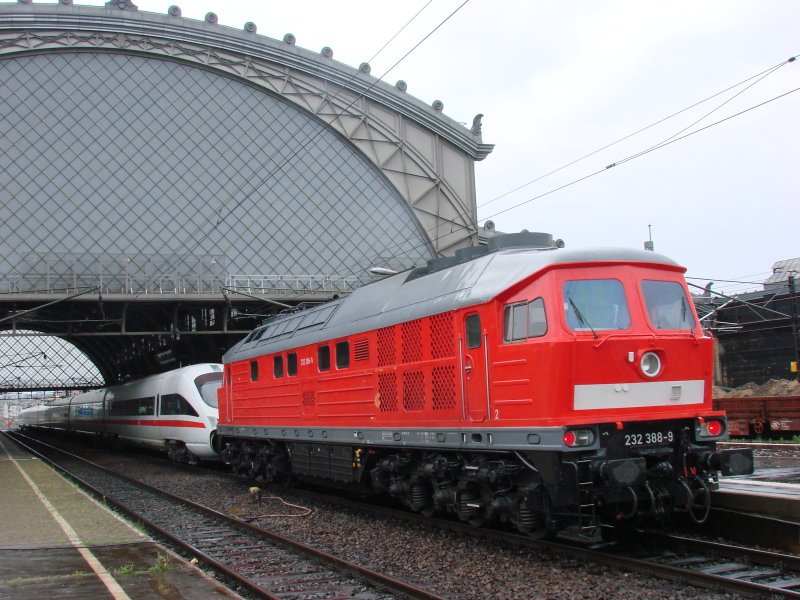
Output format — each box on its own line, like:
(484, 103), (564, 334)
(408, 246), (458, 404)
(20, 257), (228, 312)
(217, 232), (753, 540)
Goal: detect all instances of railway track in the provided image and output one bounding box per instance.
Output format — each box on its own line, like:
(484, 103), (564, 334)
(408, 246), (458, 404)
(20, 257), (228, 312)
(6, 431), (443, 600)
(13, 429), (800, 598)
(258, 477), (800, 599)
(612, 532), (800, 598)
(305, 490), (800, 598)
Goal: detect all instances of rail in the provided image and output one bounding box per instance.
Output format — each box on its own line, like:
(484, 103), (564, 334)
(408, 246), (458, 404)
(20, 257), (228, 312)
(6, 431), (445, 600)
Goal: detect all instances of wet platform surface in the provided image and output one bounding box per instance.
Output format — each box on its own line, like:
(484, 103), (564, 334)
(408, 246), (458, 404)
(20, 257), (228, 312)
(718, 453), (800, 522)
(0, 432), (239, 599)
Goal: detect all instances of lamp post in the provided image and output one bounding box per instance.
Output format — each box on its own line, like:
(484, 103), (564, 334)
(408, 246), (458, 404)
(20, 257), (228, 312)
(789, 273), (799, 377)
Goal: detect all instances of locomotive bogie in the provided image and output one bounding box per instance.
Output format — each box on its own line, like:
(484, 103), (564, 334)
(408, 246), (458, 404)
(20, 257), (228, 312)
(219, 239), (754, 539)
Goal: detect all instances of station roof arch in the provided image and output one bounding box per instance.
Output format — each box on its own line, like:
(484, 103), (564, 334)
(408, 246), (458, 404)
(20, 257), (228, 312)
(0, 1), (493, 387)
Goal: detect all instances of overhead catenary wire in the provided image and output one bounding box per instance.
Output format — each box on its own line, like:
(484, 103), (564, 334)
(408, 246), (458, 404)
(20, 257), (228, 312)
(338, 56), (800, 272)
(477, 84), (800, 225)
(129, 29), (795, 293)
(477, 55), (798, 211)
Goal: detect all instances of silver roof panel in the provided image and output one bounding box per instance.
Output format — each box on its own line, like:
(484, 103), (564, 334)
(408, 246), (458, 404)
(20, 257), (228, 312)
(223, 246), (680, 362)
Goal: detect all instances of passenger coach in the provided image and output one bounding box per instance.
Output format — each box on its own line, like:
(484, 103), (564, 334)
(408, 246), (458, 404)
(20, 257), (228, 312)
(20, 364), (222, 462)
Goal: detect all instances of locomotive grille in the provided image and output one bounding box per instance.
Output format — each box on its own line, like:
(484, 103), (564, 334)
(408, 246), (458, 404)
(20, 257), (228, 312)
(403, 370), (425, 411)
(430, 312), (455, 359)
(302, 391), (315, 407)
(378, 372), (398, 412)
(401, 319), (423, 363)
(377, 326), (395, 367)
(354, 338), (370, 361)
(432, 365), (456, 410)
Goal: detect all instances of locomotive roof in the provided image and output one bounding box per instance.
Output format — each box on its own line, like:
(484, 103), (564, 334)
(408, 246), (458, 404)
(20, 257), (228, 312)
(223, 245), (680, 363)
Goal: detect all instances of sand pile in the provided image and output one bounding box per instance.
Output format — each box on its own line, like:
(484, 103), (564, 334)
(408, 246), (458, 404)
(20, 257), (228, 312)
(715, 378), (800, 398)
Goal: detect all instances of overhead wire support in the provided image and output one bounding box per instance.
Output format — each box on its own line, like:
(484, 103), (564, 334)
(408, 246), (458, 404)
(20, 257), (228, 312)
(0, 287), (100, 326)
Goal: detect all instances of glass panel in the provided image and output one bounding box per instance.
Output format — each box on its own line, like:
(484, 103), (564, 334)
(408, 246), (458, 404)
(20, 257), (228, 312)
(466, 314), (481, 348)
(287, 352), (298, 376)
(511, 304), (527, 340)
(194, 373), (222, 408)
(563, 280), (630, 331)
(642, 280), (696, 330)
(336, 341), (350, 368)
(528, 298), (548, 337)
(273, 355), (284, 378)
(161, 393), (198, 416)
(503, 305), (513, 342)
(0, 52), (435, 299)
(250, 360), (259, 381)
(318, 345), (330, 371)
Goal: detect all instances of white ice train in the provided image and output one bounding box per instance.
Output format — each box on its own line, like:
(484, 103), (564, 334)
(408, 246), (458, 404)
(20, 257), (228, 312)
(19, 364), (223, 462)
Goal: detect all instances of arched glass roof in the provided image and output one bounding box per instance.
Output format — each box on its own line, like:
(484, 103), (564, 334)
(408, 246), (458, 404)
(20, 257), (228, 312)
(0, 51), (434, 295)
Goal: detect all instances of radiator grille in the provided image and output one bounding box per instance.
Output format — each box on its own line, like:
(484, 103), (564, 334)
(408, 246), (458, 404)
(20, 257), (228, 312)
(377, 326), (395, 367)
(401, 319), (423, 363)
(430, 312), (455, 359)
(403, 370), (425, 411)
(378, 372), (398, 412)
(432, 365), (456, 410)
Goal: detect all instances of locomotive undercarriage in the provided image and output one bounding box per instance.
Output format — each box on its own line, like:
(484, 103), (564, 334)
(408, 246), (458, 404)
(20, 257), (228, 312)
(221, 428), (753, 541)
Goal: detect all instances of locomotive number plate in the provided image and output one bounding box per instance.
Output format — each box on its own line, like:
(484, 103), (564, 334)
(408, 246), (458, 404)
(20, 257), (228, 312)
(624, 430), (675, 446)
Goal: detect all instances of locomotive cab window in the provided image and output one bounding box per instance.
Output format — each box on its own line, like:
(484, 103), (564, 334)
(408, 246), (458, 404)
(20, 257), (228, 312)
(318, 345), (331, 371)
(273, 355), (284, 378)
(287, 352), (298, 376)
(250, 360), (259, 381)
(504, 297), (548, 342)
(466, 314), (481, 348)
(336, 340), (350, 369)
(563, 279), (630, 331)
(642, 280), (696, 331)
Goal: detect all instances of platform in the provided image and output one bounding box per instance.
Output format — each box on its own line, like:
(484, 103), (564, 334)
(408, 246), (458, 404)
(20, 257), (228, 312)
(716, 479), (800, 521)
(0, 432), (239, 599)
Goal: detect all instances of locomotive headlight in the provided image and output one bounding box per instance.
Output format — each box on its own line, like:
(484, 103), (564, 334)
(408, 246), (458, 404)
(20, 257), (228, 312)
(563, 429), (595, 447)
(640, 351), (662, 378)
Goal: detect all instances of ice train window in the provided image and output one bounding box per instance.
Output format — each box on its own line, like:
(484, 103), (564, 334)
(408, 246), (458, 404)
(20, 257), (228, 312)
(642, 280), (696, 330)
(563, 280), (630, 331)
(195, 373), (222, 408)
(161, 393), (199, 417)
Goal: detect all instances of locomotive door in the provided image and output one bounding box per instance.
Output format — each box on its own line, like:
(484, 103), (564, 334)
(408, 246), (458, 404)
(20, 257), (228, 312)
(462, 313), (488, 422)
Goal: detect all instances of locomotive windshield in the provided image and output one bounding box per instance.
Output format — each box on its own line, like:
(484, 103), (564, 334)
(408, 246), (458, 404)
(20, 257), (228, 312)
(194, 373), (223, 408)
(642, 280), (696, 330)
(563, 279), (631, 331)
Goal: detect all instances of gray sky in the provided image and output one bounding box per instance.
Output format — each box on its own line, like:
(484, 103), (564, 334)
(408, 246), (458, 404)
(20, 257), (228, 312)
(56, 1), (799, 297)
